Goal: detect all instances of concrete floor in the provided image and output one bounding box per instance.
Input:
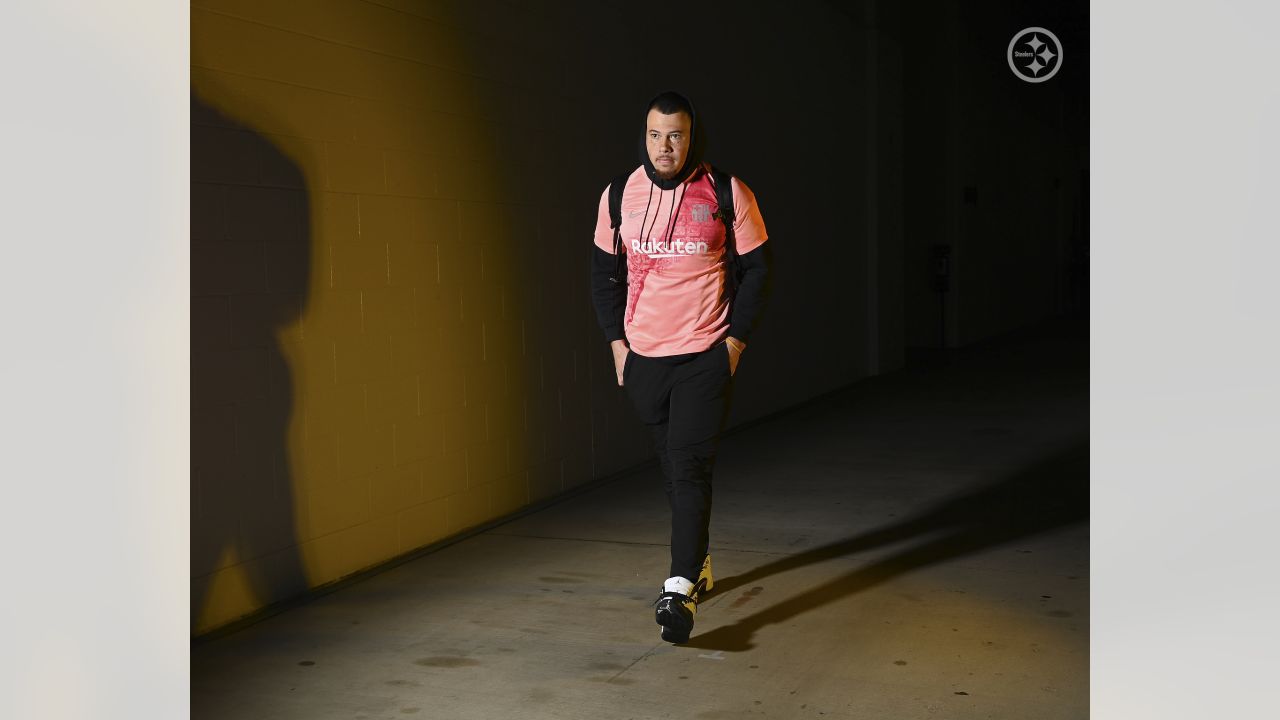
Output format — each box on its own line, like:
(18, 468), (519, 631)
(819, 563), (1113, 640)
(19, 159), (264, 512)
(192, 319), (1088, 720)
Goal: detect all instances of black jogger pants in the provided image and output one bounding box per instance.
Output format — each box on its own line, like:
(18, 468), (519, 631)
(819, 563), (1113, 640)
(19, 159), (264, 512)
(622, 340), (735, 584)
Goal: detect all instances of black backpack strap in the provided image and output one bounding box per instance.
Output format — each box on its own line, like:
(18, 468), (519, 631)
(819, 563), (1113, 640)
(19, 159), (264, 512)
(707, 166), (736, 258)
(607, 171), (631, 283)
(706, 166), (743, 294)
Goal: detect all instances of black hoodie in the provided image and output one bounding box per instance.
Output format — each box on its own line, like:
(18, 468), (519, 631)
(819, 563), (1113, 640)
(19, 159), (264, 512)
(638, 93), (707, 190)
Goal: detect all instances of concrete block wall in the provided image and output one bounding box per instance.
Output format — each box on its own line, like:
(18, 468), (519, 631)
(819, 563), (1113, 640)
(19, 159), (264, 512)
(191, 0), (897, 635)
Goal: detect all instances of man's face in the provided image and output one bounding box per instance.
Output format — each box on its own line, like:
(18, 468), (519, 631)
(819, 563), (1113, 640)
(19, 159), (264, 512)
(645, 108), (692, 180)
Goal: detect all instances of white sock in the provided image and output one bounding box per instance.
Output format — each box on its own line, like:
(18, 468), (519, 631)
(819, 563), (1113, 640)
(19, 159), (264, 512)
(663, 576), (695, 596)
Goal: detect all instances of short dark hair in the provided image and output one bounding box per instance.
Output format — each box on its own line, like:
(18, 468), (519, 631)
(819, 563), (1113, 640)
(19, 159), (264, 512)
(647, 91), (693, 118)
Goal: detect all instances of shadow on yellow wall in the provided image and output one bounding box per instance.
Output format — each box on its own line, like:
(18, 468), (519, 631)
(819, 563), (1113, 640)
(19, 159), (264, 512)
(190, 89), (315, 634)
(190, 2), (529, 636)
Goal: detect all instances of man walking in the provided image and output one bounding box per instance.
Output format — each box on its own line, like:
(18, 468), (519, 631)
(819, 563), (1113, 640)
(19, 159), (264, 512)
(589, 91), (771, 644)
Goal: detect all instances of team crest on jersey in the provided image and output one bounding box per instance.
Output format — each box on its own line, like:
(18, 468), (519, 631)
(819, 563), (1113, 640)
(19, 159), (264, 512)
(691, 203), (712, 223)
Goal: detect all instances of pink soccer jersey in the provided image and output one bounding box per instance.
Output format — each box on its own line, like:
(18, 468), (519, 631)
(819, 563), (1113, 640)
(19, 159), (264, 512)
(593, 163), (768, 356)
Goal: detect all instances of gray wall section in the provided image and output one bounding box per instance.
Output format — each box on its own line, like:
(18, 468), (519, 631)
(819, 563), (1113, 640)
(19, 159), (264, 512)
(902, 2), (1089, 348)
(868, 1), (907, 374)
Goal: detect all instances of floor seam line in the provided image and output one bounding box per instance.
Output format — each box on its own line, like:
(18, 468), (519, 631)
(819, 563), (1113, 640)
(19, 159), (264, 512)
(607, 642), (664, 684)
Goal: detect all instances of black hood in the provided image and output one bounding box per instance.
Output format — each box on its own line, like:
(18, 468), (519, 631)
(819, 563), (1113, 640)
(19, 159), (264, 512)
(638, 91), (707, 190)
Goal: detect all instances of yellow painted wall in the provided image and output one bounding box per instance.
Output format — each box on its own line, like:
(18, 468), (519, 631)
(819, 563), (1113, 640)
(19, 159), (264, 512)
(190, 0), (589, 636)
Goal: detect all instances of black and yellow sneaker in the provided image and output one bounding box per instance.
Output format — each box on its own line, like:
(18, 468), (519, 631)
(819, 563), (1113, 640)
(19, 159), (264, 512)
(654, 577), (698, 644)
(654, 555), (715, 644)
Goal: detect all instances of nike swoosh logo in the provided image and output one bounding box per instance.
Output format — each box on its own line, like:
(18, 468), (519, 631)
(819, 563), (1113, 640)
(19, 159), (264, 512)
(629, 210), (645, 217)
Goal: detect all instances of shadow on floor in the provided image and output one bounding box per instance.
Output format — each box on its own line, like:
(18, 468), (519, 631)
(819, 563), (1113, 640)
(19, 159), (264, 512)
(688, 440), (1088, 651)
